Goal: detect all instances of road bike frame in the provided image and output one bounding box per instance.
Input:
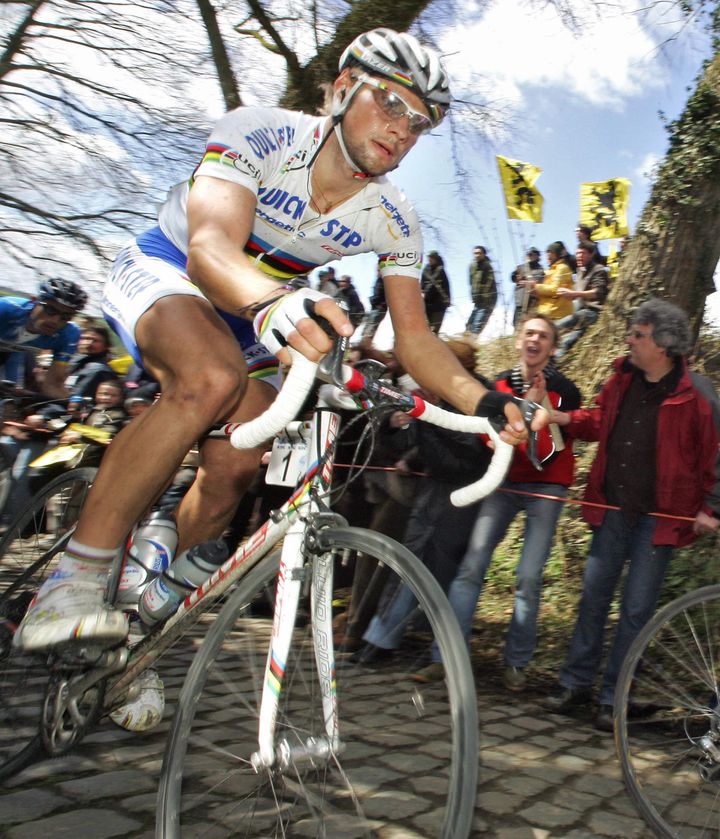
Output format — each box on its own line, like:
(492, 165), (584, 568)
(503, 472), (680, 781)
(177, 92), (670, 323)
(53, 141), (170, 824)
(99, 407), (340, 770)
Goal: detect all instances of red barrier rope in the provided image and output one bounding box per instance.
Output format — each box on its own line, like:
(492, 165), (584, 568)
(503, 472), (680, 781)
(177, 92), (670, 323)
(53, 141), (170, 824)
(332, 463), (696, 524)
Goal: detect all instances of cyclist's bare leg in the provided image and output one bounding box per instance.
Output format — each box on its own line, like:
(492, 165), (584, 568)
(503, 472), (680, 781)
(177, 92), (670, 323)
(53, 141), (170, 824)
(174, 378), (275, 553)
(74, 296), (249, 548)
(15, 296), (253, 651)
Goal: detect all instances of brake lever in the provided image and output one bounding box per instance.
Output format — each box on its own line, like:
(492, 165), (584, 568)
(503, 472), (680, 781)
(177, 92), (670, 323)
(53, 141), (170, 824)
(512, 397), (543, 471)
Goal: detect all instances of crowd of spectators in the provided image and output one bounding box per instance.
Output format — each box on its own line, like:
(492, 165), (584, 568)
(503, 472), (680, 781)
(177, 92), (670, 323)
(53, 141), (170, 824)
(2, 259), (717, 736)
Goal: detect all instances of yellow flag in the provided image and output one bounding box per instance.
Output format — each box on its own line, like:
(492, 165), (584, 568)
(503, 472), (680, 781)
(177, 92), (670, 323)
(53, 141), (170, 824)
(579, 178), (630, 240)
(606, 244), (619, 281)
(496, 155), (543, 222)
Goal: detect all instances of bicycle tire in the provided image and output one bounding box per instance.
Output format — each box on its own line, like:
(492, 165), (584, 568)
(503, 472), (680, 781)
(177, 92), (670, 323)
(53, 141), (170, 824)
(157, 525), (479, 839)
(615, 584), (720, 838)
(0, 466), (97, 782)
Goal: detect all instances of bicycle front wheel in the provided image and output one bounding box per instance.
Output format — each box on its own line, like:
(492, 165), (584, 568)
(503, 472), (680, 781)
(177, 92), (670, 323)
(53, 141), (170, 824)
(0, 467), (97, 782)
(157, 526), (479, 838)
(615, 584), (720, 838)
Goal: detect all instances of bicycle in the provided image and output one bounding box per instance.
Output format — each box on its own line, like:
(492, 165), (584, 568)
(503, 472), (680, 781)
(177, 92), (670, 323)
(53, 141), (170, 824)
(0, 338), (515, 838)
(615, 583), (720, 838)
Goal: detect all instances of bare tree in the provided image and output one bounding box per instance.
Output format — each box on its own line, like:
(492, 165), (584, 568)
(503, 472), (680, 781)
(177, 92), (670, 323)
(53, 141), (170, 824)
(1, 0), (215, 301)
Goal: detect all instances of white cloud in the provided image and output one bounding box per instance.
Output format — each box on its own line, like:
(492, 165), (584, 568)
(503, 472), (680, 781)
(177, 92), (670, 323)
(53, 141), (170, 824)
(635, 151), (661, 182)
(442, 0), (685, 111)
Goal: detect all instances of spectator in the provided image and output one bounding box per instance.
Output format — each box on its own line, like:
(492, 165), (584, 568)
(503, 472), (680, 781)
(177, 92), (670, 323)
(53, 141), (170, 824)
(362, 263), (388, 341)
(317, 267), (339, 296)
(336, 275), (365, 326)
(544, 299), (720, 731)
(576, 223), (606, 266)
(554, 242), (609, 359)
(420, 250), (450, 334)
(63, 326), (116, 402)
(524, 242), (573, 321)
(0, 279), (87, 398)
(511, 247), (544, 325)
(353, 338), (493, 663)
(60, 378), (127, 441)
(413, 315), (581, 689)
(466, 245), (497, 336)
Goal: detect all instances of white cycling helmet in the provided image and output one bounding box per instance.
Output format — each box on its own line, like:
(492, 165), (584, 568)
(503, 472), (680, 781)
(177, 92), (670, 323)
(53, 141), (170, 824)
(338, 28), (451, 125)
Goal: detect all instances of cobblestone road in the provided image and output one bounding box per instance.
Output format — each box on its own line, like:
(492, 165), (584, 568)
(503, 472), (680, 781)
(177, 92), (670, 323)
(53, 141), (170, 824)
(0, 658), (656, 839)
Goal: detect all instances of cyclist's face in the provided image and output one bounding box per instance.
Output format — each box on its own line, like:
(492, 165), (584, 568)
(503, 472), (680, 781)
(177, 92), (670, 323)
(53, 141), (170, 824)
(337, 72), (428, 175)
(516, 318), (556, 367)
(29, 301), (76, 336)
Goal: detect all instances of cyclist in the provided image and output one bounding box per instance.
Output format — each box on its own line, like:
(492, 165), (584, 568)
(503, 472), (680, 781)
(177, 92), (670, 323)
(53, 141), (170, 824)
(15, 28), (541, 658)
(0, 279), (87, 399)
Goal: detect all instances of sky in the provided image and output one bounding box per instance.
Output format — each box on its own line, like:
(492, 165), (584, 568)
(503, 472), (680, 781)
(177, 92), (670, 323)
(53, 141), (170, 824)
(5, 1), (717, 341)
(303, 0), (718, 345)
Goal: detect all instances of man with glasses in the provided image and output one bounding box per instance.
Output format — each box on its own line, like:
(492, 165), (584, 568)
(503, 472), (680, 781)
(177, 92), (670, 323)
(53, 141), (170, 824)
(543, 298), (720, 730)
(15, 28), (541, 687)
(0, 278), (87, 398)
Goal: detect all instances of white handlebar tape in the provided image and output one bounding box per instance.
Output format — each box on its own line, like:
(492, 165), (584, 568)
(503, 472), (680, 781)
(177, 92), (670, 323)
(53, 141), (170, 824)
(410, 401), (514, 507)
(229, 353), (318, 449)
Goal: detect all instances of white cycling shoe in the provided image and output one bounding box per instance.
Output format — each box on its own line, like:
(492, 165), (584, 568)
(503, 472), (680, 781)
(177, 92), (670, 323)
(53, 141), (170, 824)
(110, 668), (165, 732)
(13, 578), (128, 653)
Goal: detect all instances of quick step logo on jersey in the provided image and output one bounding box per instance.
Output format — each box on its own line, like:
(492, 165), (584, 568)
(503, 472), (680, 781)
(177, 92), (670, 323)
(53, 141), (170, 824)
(246, 125), (295, 159)
(257, 187), (307, 221)
(319, 219), (362, 249)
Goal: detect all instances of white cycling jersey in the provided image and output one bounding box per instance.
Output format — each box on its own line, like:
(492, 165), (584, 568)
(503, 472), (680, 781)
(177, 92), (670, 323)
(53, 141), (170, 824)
(158, 106), (424, 281)
(103, 106), (425, 388)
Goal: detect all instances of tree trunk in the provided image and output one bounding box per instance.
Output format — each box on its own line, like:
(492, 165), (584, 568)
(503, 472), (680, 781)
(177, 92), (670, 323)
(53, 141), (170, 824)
(196, 0), (242, 110)
(279, 0), (433, 112)
(562, 51), (720, 397)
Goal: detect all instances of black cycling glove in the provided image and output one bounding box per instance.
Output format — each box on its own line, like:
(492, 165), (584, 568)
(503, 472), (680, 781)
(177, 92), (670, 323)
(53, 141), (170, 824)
(474, 391), (543, 470)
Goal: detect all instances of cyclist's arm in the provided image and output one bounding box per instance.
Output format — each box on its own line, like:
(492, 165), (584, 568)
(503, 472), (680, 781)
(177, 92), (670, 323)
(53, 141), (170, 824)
(384, 275), (543, 442)
(186, 176), (351, 361)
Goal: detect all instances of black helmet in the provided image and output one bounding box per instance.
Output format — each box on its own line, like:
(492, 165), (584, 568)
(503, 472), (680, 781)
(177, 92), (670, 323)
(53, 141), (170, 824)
(38, 278), (88, 312)
(339, 28), (451, 125)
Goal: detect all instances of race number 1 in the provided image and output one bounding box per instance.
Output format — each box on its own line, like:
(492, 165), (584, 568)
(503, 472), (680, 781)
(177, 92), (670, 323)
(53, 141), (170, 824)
(266, 421), (311, 486)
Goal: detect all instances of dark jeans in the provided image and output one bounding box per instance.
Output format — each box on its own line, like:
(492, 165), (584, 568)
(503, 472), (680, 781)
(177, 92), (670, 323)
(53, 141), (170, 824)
(555, 308), (599, 357)
(559, 510), (673, 705)
(466, 305), (492, 335)
(426, 307), (447, 334)
(431, 481), (567, 667)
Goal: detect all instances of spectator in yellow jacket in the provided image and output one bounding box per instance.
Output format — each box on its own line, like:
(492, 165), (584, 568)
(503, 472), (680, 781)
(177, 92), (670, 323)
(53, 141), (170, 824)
(521, 241), (574, 320)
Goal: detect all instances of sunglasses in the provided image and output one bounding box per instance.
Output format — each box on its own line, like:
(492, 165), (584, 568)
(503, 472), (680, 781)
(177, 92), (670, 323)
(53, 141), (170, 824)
(360, 75), (433, 136)
(626, 328), (653, 340)
(40, 302), (74, 322)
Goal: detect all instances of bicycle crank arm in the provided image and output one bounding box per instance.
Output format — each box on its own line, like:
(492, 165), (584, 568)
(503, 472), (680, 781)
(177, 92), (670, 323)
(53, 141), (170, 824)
(42, 647), (128, 756)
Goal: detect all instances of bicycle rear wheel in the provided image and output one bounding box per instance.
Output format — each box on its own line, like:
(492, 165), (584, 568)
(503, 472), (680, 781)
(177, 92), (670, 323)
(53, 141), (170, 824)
(0, 467), (97, 781)
(615, 584), (720, 838)
(157, 526), (479, 838)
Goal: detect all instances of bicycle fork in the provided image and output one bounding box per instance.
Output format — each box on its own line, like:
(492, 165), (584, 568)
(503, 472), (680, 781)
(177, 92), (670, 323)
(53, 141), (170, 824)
(251, 518), (340, 772)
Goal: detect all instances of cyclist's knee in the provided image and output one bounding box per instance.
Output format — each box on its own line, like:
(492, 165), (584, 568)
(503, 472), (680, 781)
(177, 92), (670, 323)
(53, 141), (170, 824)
(166, 364), (245, 422)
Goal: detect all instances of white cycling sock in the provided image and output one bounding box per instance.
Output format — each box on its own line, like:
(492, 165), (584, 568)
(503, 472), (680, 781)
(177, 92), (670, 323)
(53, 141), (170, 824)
(48, 539), (121, 588)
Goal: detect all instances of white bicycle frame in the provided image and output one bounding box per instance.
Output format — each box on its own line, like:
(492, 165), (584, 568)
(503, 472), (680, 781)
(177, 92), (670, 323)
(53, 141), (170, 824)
(103, 351), (515, 771)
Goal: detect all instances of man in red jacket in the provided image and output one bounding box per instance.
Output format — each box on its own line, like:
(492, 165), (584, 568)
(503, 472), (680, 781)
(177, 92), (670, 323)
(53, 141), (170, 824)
(414, 314), (581, 689)
(544, 298), (720, 730)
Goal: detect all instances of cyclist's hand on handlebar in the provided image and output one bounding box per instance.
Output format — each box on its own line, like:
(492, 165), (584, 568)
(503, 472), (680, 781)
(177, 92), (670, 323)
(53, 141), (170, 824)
(254, 289), (353, 365)
(475, 391), (549, 446)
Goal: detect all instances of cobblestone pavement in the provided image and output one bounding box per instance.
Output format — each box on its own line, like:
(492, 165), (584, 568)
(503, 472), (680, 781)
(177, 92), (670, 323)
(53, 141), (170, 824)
(0, 655), (657, 839)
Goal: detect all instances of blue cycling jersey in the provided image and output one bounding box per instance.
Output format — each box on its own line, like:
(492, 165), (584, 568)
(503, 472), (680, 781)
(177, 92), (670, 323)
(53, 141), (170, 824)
(0, 297), (80, 385)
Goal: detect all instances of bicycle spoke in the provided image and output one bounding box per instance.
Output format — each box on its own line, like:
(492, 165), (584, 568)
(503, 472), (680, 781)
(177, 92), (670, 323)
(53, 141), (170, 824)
(617, 585), (720, 838)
